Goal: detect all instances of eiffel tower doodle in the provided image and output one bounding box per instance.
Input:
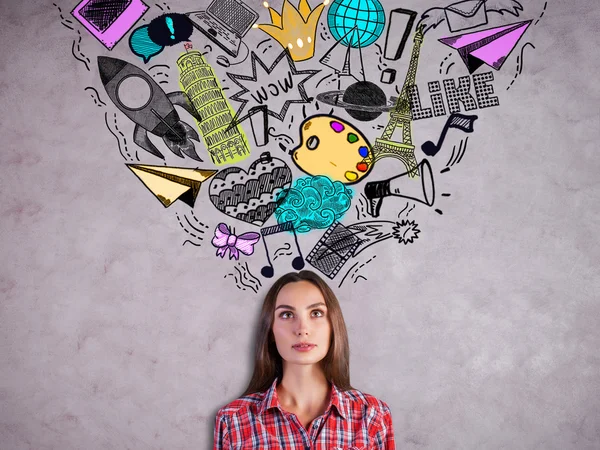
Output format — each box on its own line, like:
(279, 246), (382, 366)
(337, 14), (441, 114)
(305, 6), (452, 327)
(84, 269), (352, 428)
(359, 25), (425, 178)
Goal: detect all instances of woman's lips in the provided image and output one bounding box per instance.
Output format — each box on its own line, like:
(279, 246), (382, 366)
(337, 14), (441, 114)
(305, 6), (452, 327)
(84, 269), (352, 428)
(293, 344), (316, 352)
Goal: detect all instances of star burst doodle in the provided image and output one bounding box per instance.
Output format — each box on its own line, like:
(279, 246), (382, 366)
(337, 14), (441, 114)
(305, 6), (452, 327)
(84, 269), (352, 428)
(225, 49), (319, 130)
(392, 220), (421, 245)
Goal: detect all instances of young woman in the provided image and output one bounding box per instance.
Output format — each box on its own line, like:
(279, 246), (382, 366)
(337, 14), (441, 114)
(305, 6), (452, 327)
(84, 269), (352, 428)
(213, 270), (395, 449)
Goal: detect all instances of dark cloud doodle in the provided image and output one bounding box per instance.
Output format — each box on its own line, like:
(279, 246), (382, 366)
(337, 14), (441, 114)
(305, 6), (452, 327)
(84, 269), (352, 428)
(274, 176), (353, 233)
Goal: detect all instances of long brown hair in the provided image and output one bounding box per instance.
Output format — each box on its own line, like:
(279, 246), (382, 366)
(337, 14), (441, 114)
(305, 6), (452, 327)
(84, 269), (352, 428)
(240, 270), (356, 397)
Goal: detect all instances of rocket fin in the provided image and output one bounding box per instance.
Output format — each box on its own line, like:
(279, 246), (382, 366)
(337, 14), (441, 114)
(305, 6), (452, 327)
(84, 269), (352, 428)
(133, 125), (165, 159)
(168, 91), (202, 122)
(163, 121), (203, 162)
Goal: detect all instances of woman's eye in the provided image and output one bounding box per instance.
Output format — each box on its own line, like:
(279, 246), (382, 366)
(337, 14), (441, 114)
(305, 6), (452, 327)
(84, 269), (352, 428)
(280, 310), (324, 319)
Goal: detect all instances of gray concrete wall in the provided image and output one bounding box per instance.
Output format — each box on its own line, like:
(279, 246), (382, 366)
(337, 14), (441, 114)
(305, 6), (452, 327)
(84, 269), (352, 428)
(1, 0), (599, 448)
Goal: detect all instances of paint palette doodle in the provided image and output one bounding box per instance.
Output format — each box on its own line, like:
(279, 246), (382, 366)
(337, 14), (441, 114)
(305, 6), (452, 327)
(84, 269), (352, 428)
(209, 152), (293, 227)
(291, 115), (373, 184)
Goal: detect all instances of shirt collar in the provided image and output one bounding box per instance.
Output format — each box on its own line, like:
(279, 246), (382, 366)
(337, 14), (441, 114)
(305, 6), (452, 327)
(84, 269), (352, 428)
(257, 377), (348, 421)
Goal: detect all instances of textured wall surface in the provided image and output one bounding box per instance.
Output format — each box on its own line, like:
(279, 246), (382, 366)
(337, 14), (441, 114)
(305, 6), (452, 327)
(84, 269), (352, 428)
(1, 0), (599, 449)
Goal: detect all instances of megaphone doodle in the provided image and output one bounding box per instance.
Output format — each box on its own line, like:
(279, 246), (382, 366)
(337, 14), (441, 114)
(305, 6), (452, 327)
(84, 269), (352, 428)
(364, 159), (435, 218)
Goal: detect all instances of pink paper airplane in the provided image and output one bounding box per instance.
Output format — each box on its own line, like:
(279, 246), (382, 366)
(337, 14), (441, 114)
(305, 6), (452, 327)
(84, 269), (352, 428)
(439, 20), (532, 73)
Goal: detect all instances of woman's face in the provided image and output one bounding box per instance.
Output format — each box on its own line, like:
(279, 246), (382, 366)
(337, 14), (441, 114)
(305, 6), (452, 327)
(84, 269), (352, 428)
(272, 280), (332, 368)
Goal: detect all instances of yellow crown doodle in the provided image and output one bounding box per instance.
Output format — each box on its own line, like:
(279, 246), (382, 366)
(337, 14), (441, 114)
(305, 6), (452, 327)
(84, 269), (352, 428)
(252, 0), (329, 62)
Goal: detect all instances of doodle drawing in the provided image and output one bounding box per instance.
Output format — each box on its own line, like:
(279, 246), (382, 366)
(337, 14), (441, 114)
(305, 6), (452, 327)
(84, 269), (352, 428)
(130, 13), (194, 63)
(417, 0), (524, 34)
(362, 26), (425, 177)
(363, 159), (435, 218)
(178, 48), (251, 166)
(126, 164), (216, 208)
(98, 56), (204, 161)
(71, 0), (149, 50)
(260, 221), (305, 278)
(439, 20), (533, 74)
(291, 115), (373, 184)
(318, 25), (398, 122)
(226, 49), (319, 129)
(253, 0), (327, 61)
(327, 0), (385, 48)
(306, 221), (362, 279)
(209, 152), (293, 227)
(187, 0), (258, 58)
(383, 8), (417, 60)
(274, 176), (353, 233)
(421, 113), (478, 156)
(212, 223), (260, 260)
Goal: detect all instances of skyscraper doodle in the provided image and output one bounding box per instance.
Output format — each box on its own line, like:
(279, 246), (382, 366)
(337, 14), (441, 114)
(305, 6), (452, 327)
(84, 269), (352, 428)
(177, 48), (251, 165)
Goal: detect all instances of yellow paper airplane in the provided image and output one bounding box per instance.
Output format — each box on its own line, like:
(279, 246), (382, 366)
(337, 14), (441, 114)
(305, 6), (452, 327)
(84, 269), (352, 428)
(126, 164), (217, 207)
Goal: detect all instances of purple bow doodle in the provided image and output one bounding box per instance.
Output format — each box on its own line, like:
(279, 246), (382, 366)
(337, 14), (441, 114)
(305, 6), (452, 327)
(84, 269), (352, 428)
(211, 223), (260, 260)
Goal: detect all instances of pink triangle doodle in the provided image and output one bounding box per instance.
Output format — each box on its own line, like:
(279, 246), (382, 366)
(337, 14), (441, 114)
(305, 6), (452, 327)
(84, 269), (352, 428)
(439, 20), (532, 73)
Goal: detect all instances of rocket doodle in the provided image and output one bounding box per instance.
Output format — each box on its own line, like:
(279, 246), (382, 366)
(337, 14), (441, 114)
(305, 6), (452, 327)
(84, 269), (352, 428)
(98, 56), (204, 161)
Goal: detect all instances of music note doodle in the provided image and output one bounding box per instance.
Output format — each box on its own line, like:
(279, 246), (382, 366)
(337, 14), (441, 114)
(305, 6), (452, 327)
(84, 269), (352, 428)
(260, 221), (305, 278)
(421, 113), (478, 156)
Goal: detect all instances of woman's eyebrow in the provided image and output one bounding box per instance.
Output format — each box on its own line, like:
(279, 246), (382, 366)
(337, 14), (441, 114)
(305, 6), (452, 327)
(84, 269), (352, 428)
(275, 302), (326, 311)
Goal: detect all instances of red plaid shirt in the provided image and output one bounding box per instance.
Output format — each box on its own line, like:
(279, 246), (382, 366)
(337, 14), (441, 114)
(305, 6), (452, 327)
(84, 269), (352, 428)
(213, 377), (395, 449)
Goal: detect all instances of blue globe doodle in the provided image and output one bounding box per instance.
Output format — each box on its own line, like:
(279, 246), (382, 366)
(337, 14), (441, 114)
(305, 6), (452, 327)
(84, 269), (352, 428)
(327, 0), (386, 48)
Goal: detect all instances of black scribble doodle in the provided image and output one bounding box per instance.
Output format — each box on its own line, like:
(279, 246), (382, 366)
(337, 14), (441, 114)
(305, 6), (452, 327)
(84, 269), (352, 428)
(104, 112), (130, 161)
(406, 205), (415, 216)
(435, 209), (443, 215)
(349, 255), (376, 285)
(135, 150), (139, 161)
(189, 210), (209, 230)
(355, 194), (368, 220)
(442, 193), (451, 197)
(257, 39), (270, 50)
(71, 30), (91, 71)
(328, 108), (334, 115)
(154, 2), (171, 11)
(267, 127), (294, 152)
(273, 243), (292, 261)
(149, 64), (169, 71)
(315, 74), (333, 89)
(439, 53), (452, 74)
(374, 43), (388, 68)
(440, 167), (451, 174)
(204, 44), (213, 53)
(397, 201), (410, 218)
(242, 261), (262, 289)
(176, 212), (204, 243)
(111, 113), (132, 159)
(183, 240), (201, 247)
(54, 3), (75, 30)
(418, 0), (524, 35)
(225, 262), (262, 293)
(315, 101), (320, 111)
(456, 137), (468, 164)
(445, 62), (455, 75)
(394, 84), (400, 95)
(507, 42), (535, 90)
(224, 272), (247, 291)
(235, 265), (259, 293)
(353, 275), (367, 284)
(446, 144), (456, 166)
(446, 137), (469, 166)
(535, 1), (548, 25)
(338, 261), (358, 288)
(216, 42), (250, 67)
(84, 86), (107, 107)
(184, 215), (206, 235)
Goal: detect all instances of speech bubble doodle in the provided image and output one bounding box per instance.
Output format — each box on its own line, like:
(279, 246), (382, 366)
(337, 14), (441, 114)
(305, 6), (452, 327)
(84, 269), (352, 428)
(129, 25), (164, 63)
(148, 13), (194, 46)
